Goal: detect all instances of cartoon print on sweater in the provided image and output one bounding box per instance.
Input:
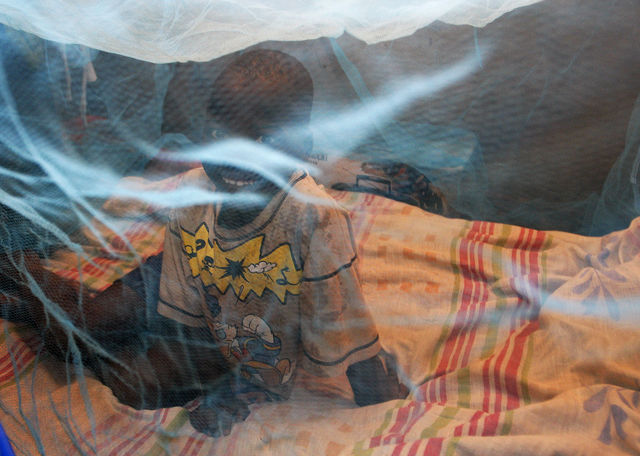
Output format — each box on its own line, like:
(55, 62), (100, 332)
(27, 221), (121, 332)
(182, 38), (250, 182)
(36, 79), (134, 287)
(180, 224), (303, 304)
(214, 315), (294, 387)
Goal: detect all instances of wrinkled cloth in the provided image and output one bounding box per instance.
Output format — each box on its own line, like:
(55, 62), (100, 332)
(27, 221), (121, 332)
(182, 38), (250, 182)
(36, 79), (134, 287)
(2, 186), (639, 454)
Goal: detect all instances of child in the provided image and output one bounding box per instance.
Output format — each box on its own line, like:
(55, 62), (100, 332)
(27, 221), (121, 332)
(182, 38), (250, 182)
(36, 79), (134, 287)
(0, 49), (406, 437)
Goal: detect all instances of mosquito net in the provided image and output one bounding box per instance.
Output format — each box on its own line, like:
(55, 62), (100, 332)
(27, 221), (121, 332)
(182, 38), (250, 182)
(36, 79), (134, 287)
(0, 0), (639, 454)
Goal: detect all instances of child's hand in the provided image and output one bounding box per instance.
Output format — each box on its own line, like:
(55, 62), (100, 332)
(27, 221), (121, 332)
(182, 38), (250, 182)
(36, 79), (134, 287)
(189, 390), (250, 437)
(347, 350), (409, 406)
(0, 250), (41, 321)
(0, 250), (40, 281)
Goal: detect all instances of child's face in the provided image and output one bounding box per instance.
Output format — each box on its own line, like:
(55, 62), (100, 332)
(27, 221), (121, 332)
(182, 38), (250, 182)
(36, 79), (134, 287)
(203, 65), (309, 196)
(202, 118), (291, 196)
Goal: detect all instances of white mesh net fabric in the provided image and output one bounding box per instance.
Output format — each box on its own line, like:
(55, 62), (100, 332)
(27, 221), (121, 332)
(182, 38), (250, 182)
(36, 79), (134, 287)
(1, 1), (640, 454)
(0, 0), (542, 62)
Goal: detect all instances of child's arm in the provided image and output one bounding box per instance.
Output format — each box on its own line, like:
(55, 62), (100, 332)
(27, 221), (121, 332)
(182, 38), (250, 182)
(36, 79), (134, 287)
(0, 251), (248, 424)
(0, 250), (144, 355)
(300, 202), (408, 404)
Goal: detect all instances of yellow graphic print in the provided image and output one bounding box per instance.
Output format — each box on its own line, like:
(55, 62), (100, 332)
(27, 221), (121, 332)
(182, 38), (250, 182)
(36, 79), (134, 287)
(181, 224), (302, 304)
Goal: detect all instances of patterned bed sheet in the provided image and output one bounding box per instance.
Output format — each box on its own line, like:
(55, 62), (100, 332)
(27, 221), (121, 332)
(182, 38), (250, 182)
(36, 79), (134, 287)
(1, 180), (639, 455)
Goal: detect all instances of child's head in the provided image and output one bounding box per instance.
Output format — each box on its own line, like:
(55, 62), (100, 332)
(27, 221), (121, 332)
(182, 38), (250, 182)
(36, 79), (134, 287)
(208, 49), (313, 141)
(204, 49), (314, 193)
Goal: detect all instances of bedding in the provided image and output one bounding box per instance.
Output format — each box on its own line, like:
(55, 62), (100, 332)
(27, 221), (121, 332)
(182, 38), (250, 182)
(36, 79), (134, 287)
(1, 180), (639, 455)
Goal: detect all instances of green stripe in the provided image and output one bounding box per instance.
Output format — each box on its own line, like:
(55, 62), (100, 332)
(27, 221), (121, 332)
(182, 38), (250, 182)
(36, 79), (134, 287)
(352, 402), (404, 456)
(428, 222), (470, 375)
(519, 333), (535, 405)
(352, 440), (374, 456)
(456, 223), (509, 406)
(479, 224), (511, 359)
(445, 437), (461, 456)
(143, 409), (190, 456)
(456, 367), (471, 408)
(519, 234), (552, 405)
(499, 409), (514, 435)
(374, 402), (405, 436)
(420, 406), (459, 439)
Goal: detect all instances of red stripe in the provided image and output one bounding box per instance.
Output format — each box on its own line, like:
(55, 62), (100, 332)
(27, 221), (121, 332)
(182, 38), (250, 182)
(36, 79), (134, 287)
(461, 222), (495, 367)
(435, 221), (494, 403)
(0, 353), (34, 383)
(391, 442), (408, 456)
(437, 369), (446, 406)
(124, 221), (145, 241)
(356, 222), (375, 272)
(107, 410), (162, 455)
(425, 378), (434, 403)
(423, 438), (443, 456)
(0, 347), (33, 378)
(481, 412), (501, 436)
(0, 344), (34, 382)
(82, 260), (108, 279)
(505, 321), (540, 409)
(447, 226), (478, 370)
(370, 434), (383, 448)
(503, 231), (545, 409)
(481, 351), (495, 412)
(123, 409), (170, 456)
(221, 423), (243, 456)
(383, 405), (412, 445)
(86, 413), (123, 453)
(434, 231), (473, 375)
(179, 433), (200, 456)
(510, 229), (534, 331)
(383, 403), (433, 447)
(525, 230), (546, 323)
(128, 220), (155, 244)
(371, 403), (432, 451)
(451, 410), (483, 437)
(519, 229), (536, 273)
(433, 222), (483, 401)
(499, 230), (541, 409)
(510, 227), (527, 276)
(389, 403), (417, 433)
(407, 440), (422, 456)
(466, 410), (485, 436)
(518, 229), (535, 323)
(491, 328), (514, 413)
(490, 228), (535, 412)
(0, 340), (30, 366)
(364, 194), (375, 205)
(443, 223), (484, 398)
(189, 435), (207, 456)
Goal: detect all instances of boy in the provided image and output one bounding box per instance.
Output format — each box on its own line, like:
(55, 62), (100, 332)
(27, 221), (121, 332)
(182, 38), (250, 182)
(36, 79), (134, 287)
(0, 49), (406, 437)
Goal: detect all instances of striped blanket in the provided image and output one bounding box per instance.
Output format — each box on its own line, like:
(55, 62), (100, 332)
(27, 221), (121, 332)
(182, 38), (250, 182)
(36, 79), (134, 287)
(1, 184), (639, 455)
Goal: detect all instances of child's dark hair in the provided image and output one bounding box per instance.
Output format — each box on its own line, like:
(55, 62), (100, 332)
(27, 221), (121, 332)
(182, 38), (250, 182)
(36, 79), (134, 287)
(207, 49), (314, 141)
